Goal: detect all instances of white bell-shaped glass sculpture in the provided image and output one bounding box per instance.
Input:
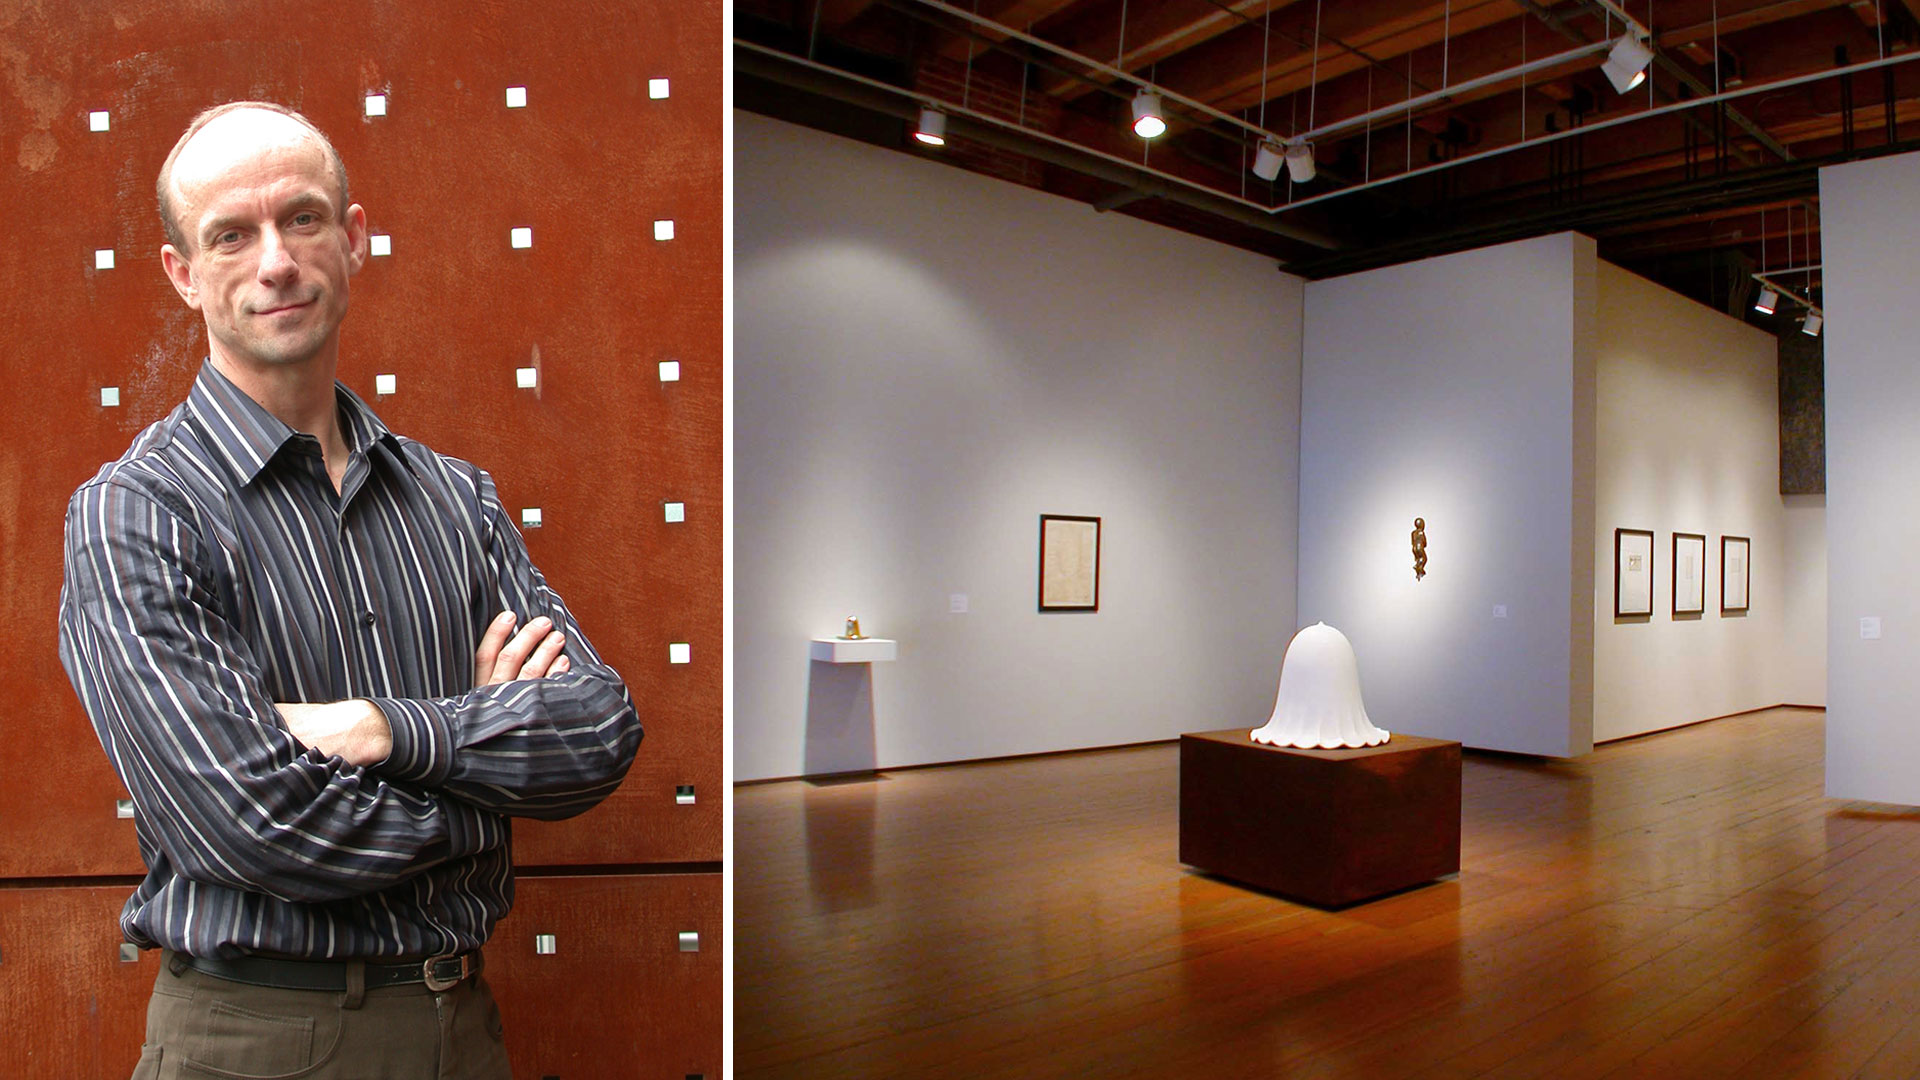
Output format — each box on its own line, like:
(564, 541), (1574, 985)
(1251, 622), (1390, 749)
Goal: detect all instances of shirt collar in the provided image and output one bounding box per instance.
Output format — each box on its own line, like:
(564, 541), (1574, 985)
(185, 359), (401, 487)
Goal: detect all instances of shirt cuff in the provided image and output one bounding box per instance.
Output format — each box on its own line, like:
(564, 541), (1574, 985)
(365, 696), (455, 787)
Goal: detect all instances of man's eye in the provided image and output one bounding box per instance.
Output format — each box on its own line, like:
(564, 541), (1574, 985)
(292, 212), (318, 226)
(216, 231), (242, 245)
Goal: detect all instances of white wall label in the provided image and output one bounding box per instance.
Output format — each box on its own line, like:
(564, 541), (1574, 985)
(1493, 605), (1508, 619)
(949, 593), (968, 614)
(1861, 617), (1882, 640)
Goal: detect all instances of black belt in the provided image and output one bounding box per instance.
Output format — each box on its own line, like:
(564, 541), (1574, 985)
(169, 949), (483, 992)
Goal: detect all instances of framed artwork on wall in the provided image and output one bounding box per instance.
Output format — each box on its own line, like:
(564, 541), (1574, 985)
(1039, 515), (1101, 612)
(1721, 535), (1751, 613)
(1615, 528), (1655, 618)
(1672, 532), (1706, 616)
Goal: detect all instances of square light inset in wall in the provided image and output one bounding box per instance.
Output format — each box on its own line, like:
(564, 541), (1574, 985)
(664, 502), (685, 523)
(510, 227), (533, 249)
(119, 943), (139, 963)
(100, 387), (120, 407)
(668, 642), (691, 664)
(675, 784), (696, 805)
(678, 931), (700, 952)
(94, 249), (115, 270)
(365, 93), (387, 117)
(653, 220), (674, 241)
(659, 360), (680, 382)
(89, 110), (110, 132)
(515, 367), (538, 388)
(115, 799), (134, 818)
(649, 78), (670, 99)
(375, 373), (397, 396)
(369, 234), (392, 257)
(534, 933), (556, 955)
(521, 507), (543, 529)
(505, 86), (527, 108)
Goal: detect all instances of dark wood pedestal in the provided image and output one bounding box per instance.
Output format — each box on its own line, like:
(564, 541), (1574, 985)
(1179, 730), (1462, 908)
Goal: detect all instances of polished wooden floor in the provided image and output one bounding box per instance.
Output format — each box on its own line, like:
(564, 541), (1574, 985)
(736, 709), (1920, 1079)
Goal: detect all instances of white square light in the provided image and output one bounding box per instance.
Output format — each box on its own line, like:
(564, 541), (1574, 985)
(375, 373), (397, 396)
(510, 227), (532, 249)
(668, 642), (691, 664)
(664, 502), (685, 523)
(365, 93), (387, 117)
(521, 507), (543, 528)
(94, 249), (115, 270)
(515, 366), (537, 388)
(653, 219), (674, 241)
(534, 933), (556, 955)
(100, 387), (120, 407)
(658, 360), (680, 382)
(649, 78), (670, 99)
(505, 86), (527, 108)
(678, 931), (700, 952)
(369, 233), (392, 257)
(89, 110), (110, 132)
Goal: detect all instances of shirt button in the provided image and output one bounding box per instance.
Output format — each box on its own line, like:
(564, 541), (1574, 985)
(361, 611), (377, 627)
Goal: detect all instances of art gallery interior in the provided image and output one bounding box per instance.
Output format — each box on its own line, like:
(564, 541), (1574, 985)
(731, 0), (1920, 1073)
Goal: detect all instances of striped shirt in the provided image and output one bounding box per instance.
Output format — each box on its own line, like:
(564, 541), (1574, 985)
(58, 360), (641, 960)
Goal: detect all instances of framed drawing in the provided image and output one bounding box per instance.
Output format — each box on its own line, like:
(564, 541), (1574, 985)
(1614, 528), (1655, 618)
(1672, 532), (1706, 616)
(1721, 535), (1751, 613)
(1039, 514), (1100, 612)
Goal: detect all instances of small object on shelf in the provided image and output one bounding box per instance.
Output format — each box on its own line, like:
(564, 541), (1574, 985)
(838, 616), (866, 640)
(1412, 517), (1427, 580)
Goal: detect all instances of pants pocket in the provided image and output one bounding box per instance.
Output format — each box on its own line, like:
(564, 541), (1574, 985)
(181, 1000), (315, 1078)
(130, 1044), (163, 1080)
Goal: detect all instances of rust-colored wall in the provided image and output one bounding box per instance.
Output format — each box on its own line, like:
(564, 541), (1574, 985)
(0, 1), (721, 1074)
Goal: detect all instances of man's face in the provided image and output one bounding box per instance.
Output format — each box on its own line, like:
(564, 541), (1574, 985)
(161, 112), (366, 374)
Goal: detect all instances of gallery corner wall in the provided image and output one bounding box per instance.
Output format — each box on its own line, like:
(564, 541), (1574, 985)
(1823, 149), (1920, 803)
(734, 111), (1304, 782)
(1299, 232), (1597, 758)
(1592, 262), (1801, 742)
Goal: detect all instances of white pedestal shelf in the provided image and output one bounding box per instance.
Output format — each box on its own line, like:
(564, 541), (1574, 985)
(809, 638), (898, 663)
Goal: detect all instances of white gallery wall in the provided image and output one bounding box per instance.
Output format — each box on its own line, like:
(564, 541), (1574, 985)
(1822, 151), (1920, 803)
(734, 112), (1304, 781)
(1298, 233), (1598, 757)
(1780, 495), (1827, 708)
(1591, 262), (1797, 741)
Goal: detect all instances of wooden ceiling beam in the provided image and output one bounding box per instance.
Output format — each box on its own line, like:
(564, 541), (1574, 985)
(929, 0), (1092, 61)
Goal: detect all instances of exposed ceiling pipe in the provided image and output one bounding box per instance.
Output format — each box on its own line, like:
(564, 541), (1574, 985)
(1295, 40), (1615, 145)
(1569, 0), (1793, 162)
(1272, 49), (1920, 215)
(734, 40), (1344, 250)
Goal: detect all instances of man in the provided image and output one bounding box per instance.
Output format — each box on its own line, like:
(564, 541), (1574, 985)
(57, 101), (641, 1079)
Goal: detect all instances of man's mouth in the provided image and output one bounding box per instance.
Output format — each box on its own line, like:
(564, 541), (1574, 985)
(255, 298), (313, 316)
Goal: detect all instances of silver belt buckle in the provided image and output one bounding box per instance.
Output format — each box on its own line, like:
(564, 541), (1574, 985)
(422, 953), (469, 991)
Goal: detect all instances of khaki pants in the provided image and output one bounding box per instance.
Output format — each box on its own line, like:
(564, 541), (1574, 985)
(130, 952), (512, 1080)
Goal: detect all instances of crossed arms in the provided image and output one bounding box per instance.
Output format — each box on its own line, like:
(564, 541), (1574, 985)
(58, 464), (641, 905)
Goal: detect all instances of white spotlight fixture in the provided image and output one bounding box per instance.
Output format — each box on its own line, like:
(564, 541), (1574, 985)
(1131, 89), (1166, 139)
(1251, 139), (1285, 181)
(1285, 141), (1316, 183)
(1753, 288), (1778, 315)
(1602, 34), (1654, 94)
(914, 107), (947, 147)
(1802, 311), (1823, 337)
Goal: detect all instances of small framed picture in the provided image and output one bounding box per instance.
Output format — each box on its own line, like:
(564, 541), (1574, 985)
(1721, 535), (1750, 613)
(1614, 528), (1654, 618)
(1672, 532), (1706, 616)
(1039, 514), (1100, 612)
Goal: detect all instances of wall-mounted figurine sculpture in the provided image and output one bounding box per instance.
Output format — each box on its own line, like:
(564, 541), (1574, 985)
(1412, 517), (1428, 580)
(1251, 622), (1391, 749)
(838, 616), (866, 640)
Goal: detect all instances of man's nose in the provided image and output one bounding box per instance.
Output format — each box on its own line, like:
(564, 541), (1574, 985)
(256, 226), (298, 285)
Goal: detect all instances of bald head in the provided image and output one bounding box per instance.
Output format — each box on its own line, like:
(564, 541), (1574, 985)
(157, 103), (350, 255)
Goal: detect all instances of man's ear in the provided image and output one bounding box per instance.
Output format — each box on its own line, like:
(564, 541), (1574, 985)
(160, 244), (201, 310)
(344, 203), (368, 275)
